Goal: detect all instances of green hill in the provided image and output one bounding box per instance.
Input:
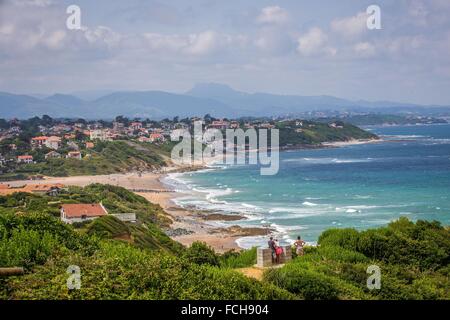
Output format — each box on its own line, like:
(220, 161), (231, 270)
(0, 185), (294, 300)
(13, 140), (172, 178)
(1, 185), (447, 300)
(276, 120), (378, 147)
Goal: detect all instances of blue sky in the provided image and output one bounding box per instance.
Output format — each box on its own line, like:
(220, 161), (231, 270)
(0, 0), (449, 105)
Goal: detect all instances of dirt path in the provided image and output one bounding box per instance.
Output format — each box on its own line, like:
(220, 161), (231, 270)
(236, 267), (265, 281)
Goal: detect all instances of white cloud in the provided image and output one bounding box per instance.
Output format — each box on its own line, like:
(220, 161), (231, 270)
(83, 26), (122, 48)
(143, 33), (187, 52)
(142, 31), (246, 57)
(331, 12), (367, 39)
(254, 28), (294, 54)
(385, 36), (425, 56)
(297, 27), (336, 57)
(185, 31), (221, 55)
(353, 42), (376, 57)
(10, 0), (53, 7)
(256, 6), (289, 25)
(44, 30), (67, 49)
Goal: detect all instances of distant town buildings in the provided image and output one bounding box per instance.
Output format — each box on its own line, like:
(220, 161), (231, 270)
(67, 151), (82, 160)
(45, 151), (61, 159)
(45, 136), (62, 150)
(17, 155), (33, 164)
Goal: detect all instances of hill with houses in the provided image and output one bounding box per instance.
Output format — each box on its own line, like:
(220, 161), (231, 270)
(0, 115), (377, 180)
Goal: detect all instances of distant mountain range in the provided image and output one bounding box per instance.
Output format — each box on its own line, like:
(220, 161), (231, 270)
(1, 83), (449, 119)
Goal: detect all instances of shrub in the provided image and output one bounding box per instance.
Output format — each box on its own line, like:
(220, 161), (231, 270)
(220, 248), (257, 268)
(316, 245), (369, 264)
(264, 267), (339, 300)
(184, 241), (220, 266)
(0, 227), (59, 269)
(6, 241), (295, 300)
(318, 228), (360, 250)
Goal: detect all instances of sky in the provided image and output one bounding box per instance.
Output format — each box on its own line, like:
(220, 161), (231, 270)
(0, 0), (450, 105)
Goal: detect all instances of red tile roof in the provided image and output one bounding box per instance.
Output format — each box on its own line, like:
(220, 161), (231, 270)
(32, 136), (49, 141)
(61, 204), (108, 218)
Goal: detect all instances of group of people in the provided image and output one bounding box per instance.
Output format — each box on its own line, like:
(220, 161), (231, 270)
(268, 236), (306, 264)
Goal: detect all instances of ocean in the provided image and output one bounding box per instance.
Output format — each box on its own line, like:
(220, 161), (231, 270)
(163, 124), (450, 249)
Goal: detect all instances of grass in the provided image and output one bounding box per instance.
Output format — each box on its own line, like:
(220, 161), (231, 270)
(14, 140), (171, 177)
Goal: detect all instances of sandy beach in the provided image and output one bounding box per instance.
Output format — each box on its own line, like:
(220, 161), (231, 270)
(320, 138), (382, 147)
(2, 166), (265, 253)
(0, 139), (384, 253)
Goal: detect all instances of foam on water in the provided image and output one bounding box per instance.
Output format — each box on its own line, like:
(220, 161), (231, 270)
(163, 124), (450, 248)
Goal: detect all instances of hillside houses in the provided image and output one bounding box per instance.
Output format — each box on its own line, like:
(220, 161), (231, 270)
(0, 115), (294, 174)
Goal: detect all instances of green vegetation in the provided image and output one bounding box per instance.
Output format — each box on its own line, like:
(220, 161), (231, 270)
(1, 184), (447, 300)
(219, 248), (257, 269)
(0, 184), (294, 300)
(275, 120), (377, 147)
(13, 141), (171, 177)
(264, 218), (450, 300)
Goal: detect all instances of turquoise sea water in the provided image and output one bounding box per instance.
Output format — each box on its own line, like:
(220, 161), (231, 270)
(164, 124), (450, 248)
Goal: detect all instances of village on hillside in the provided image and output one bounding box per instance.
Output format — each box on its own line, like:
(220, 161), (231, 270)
(1, 114), (355, 172)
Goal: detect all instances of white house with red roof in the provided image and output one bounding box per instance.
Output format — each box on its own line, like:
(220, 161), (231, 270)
(31, 136), (49, 149)
(17, 155), (33, 164)
(60, 203), (108, 224)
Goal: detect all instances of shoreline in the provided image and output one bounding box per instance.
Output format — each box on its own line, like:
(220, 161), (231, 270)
(1, 167), (254, 253)
(0, 138), (385, 253)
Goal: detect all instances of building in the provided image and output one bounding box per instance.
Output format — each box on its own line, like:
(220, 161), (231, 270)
(45, 136), (62, 150)
(209, 120), (229, 130)
(149, 133), (165, 143)
(111, 213), (137, 223)
(67, 141), (79, 150)
(31, 136), (48, 149)
(85, 142), (95, 149)
(329, 122), (344, 129)
(229, 121), (240, 129)
(45, 151), (61, 159)
(113, 121), (125, 133)
(67, 151), (82, 160)
(17, 155), (33, 164)
(259, 123), (275, 129)
(90, 129), (107, 141)
(60, 203), (108, 224)
(23, 184), (66, 196)
(130, 122), (143, 131)
(64, 133), (76, 140)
